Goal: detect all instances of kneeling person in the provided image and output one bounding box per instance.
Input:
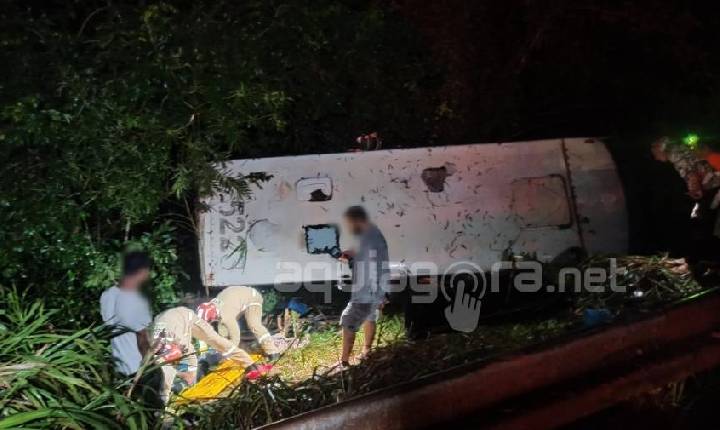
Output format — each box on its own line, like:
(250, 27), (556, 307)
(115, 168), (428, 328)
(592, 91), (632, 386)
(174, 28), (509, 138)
(152, 306), (267, 403)
(198, 286), (280, 360)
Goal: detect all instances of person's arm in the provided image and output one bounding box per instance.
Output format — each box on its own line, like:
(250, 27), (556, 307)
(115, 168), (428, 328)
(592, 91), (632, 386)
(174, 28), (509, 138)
(136, 329), (151, 356)
(221, 317), (243, 347)
(338, 250), (355, 263)
(190, 316), (255, 367)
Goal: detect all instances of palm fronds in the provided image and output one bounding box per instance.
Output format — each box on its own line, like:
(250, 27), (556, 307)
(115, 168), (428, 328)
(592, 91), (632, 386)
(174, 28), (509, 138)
(0, 288), (152, 429)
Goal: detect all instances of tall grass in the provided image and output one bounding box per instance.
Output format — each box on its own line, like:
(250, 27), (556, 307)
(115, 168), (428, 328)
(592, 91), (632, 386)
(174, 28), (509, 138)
(0, 288), (153, 429)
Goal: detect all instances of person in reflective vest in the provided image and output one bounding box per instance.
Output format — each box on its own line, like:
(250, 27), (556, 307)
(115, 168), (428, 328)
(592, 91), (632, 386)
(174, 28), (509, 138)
(197, 286), (280, 360)
(152, 306), (266, 403)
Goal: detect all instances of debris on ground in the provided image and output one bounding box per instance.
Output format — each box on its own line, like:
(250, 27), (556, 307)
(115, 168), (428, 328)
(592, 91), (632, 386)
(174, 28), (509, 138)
(574, 254), (703, 315)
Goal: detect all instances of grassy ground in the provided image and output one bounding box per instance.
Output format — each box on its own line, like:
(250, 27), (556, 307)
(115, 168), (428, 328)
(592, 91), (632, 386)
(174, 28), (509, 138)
(276, 314), (576, 381)
(276, 315), (406, 381)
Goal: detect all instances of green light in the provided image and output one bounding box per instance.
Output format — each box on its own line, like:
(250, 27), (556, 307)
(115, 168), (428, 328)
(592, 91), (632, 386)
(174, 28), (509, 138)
(683, 133), (699, 149)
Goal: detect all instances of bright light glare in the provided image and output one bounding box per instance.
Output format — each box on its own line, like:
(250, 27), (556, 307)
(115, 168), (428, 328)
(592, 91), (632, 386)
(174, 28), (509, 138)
(683, 133), (699, 149)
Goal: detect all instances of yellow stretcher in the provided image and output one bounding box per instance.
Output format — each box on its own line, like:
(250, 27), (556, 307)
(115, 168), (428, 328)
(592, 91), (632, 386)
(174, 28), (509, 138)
(175, 354), (264, 404)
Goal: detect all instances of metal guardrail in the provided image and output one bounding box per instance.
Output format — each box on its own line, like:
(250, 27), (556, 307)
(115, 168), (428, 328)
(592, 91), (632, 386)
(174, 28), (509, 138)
(262, 290), (720, 430)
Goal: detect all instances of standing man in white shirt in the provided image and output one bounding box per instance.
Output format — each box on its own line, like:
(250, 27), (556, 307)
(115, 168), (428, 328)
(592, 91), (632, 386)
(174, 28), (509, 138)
(100, 251), (160, 407)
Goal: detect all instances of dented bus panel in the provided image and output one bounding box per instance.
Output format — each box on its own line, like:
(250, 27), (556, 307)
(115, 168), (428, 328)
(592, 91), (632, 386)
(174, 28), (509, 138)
(198, 138), (628, 288)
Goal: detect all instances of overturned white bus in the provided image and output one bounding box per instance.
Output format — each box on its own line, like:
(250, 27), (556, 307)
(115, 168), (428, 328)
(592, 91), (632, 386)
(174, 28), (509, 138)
(198, 138), (628, 289)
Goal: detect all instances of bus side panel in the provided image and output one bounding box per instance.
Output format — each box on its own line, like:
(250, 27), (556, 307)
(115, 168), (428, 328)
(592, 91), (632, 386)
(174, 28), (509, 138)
(565, 138), (629, 254)
(199, 139), (628, 288)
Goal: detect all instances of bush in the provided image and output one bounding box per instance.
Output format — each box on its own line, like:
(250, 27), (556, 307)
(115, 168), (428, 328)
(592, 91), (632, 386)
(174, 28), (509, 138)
(0, 289), (153, 429)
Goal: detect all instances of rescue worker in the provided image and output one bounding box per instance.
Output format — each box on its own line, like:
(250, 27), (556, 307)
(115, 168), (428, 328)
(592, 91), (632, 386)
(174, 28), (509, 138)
(651, 137), (718, 199)
(697, 143), (720, 206)
(651, 137), (720, 252)
(652, 137), (720, 194)
(152, 306), (270, 403)
(197, 286), (280, 360)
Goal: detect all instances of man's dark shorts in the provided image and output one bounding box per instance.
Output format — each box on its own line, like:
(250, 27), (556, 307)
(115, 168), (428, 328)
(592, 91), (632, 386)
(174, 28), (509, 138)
(340, 302), (380, 332)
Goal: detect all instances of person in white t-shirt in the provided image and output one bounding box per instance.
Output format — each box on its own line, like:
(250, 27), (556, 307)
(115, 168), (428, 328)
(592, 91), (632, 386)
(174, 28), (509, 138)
(100, 251), (164, 412)
(100, 251), (154, 376)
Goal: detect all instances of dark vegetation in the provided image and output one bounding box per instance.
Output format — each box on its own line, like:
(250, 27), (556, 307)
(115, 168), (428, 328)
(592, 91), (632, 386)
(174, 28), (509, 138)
(2, 0), (720, 427)
(0, 0), (441, 326)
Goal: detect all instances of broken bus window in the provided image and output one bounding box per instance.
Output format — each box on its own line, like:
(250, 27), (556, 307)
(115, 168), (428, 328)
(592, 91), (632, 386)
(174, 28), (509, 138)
(304, 224), (340, 255)
(296, 177), (333, 201)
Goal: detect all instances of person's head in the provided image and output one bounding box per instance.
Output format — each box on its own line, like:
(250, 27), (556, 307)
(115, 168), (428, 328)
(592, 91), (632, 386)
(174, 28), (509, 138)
(120, 251), (152, 290)
(651, 137), (670, 162)
(343, 205), (370, 236)
(196, 301), (219, 323)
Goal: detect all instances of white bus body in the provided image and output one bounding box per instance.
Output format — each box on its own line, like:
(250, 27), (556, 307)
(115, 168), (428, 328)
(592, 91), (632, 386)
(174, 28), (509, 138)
(198, 138), (627, 287)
